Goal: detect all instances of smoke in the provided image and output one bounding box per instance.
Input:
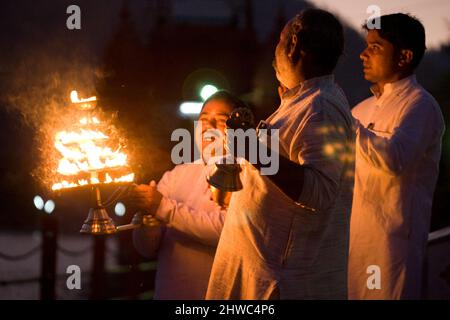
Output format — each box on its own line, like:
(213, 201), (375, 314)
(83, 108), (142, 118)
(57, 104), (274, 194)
(3, 37), (110, 190)
(6, 45), (98, 127)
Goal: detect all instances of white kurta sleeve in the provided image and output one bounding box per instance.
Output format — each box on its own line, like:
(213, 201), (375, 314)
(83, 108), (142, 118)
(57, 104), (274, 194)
(356, 97), (440, 175)
(292, 106), (350, 212)
(154, 166), (226, 247)
(155, 198), (226, 247)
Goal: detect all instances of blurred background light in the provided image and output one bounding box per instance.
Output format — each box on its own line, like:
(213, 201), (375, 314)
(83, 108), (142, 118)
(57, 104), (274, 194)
(179, 101), (203, 115)
(33, 195), (44, 210)
(114, 202), (126, 217)
(44, 200), (55, 214)
(200, 84), (218, 101)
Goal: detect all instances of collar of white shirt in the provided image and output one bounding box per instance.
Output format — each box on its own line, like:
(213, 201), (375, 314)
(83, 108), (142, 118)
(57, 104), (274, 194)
(370, 74), (418, 103)
(282, 74), (335, 101)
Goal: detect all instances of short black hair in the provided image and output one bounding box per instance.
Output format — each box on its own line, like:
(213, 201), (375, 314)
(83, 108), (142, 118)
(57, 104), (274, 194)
(363, 13), (426, 69)
(201, 90), (249, 113)
(289, 9), (344, 73)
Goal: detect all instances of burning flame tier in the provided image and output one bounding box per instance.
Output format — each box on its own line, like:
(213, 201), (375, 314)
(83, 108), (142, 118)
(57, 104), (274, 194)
(51, 91), (134, 191)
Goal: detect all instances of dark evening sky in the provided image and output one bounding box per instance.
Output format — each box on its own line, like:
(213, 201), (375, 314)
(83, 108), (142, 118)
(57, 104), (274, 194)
(0, 0), (311, 68)
(1, 0), (448, 75)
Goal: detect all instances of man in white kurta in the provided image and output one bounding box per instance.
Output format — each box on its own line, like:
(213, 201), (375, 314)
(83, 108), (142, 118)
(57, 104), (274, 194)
(348, 14), (445, 299)
(148, 160), (226, 299)
(132, 162), (227, 300)
(131, 92), (246, 299)
(349, 75), (445, 299)
(206, 75), (355, 299)
(206, 9), (355, 300)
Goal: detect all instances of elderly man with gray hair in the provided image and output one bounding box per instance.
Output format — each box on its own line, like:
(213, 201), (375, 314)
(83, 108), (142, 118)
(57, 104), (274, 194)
(206, 9), (355, 299)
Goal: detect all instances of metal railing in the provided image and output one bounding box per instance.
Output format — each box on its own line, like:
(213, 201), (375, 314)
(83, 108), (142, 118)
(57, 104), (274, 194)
(422, 226), (450, 299)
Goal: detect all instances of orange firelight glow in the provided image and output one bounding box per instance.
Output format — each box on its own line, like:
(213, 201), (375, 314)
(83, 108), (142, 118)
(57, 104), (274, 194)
(51, 91), (134, 191)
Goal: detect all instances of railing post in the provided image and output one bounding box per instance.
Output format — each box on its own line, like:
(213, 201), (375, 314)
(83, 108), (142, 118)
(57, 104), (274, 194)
(40, 213), (58, 300)
(90, 235), (106, 299)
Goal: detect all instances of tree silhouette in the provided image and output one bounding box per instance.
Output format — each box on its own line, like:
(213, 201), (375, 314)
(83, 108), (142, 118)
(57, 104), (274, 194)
(429, 36), (450, 230)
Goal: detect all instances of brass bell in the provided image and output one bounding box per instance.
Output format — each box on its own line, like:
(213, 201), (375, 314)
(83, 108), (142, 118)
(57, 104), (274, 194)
(207, 163), (242, 209)
(80, 206), (117, 235)
(206, 107), (254, 209)
(80, 185), (165, 234)
(80, 186), (117, 234)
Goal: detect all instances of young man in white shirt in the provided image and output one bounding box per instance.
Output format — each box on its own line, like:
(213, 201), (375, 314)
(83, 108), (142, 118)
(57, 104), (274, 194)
(348, 13), (445, 299)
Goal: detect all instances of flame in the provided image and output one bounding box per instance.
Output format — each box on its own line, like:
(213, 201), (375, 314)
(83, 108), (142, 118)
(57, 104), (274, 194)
(70, 90), (97, 110)
(70, 90), (97, 104)
(51, 90), (134, 190)
(114, 173), (135, 183)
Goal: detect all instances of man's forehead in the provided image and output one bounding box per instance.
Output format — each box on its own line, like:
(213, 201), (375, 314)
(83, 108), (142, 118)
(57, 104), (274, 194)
(200, 110), (229, 116)
(283, 19), (296, 35)
(201, 100), (233, 114)
(366, 30), (385, 43)
(200, 106), (231, 116)
(284, 20), (293, 31)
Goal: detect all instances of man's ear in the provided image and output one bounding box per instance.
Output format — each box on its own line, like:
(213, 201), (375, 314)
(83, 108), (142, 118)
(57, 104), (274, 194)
(288, 34), (298, 61)
(398, 49), (413, 68)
